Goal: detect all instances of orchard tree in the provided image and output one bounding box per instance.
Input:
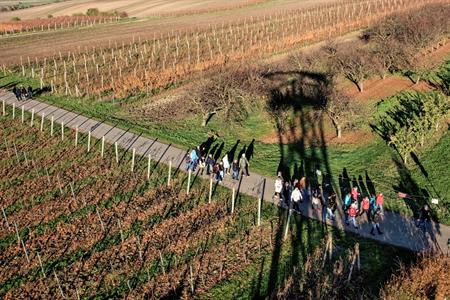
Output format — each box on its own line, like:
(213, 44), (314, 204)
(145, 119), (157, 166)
(321, 84), (355, 139)
(326, 43), (374, 92)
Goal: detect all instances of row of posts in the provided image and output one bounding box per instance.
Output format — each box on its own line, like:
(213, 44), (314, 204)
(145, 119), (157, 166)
(2, 98), (249, 222)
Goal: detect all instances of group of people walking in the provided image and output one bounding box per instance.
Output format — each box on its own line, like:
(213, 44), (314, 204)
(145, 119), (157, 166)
(273, 174), (386, 236)
(185, 146), (250, 183)
(12, 86), (33, 101)
(342, 187), (384, 235)
(274, 174), (435, 238)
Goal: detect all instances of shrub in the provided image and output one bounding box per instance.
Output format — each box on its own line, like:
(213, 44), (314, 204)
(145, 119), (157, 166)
(86, 8), (99, 16)
(10, 16), (21, 21)
(381, 255), (450, 299)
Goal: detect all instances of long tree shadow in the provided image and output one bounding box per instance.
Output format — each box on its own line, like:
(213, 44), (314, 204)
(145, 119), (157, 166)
(258, 69), (335, 297)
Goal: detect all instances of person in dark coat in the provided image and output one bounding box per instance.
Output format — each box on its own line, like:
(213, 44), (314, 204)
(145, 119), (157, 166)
(13, 86), (21, 101)
(205, 154), (215, 175)
(370, 207), (383, 235)
(27, 86), (33, 99)
(21, 87), (27, 100)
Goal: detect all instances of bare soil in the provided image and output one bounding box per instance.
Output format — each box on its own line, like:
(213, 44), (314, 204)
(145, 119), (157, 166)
(0, 0), (265, 21)
(0, 0), (337, 65)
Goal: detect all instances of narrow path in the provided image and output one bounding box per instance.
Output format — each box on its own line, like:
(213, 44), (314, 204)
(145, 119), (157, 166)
(1, 91), (448, 253)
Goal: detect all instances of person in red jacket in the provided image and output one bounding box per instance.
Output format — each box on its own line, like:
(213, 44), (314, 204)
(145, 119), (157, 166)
(360, 196), (371, 222)
(351, 187), (359, 202)
(376, 193), (384, 212)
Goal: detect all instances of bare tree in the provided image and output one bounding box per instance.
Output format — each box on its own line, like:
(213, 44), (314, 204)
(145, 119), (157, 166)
(325, 43), (374, 92)
(189, 64), (266, 126)
(321, 84), (355, 139)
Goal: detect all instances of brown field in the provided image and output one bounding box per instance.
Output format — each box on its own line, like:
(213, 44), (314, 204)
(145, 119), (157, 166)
(0, 0), (339, 64)
(0, 0), (269, 21)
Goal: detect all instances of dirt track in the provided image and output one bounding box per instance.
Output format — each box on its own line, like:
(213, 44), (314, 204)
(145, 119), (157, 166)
(0, 0), (336, 64)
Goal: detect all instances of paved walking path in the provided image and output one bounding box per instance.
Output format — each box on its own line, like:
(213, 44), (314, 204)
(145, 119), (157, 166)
(1, 91), (449, 253)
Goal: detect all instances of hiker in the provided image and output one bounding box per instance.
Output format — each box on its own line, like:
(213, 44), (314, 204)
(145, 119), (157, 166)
(326, 192), (337, 220)
(184, 153), (192, 171)
(343, 191), (352, 224)
(370, 207), (383, 235)
(12, 86), (21, 101)
(376, 192), (384, 212)
(369, 194), (376, 213)
(190, 148), (199, 171)
(417, 204), (431, 232)
(27, 86), (33, 99)
(231, 159), (239, 180)
(222, 153), (230, 176)
(198, 156), (206, 175)
(311, 185), (322, 218)
(291, 186), (302, 212)
(21, 87), (27, 100)
(239, 153), (249, 177)
(351, 187), (359, 202)
(347, 201), (359, 229)
(283, 181), (292, 208)
(213, 162), (222, 182)
(274, 174), (283, 203)
(205, 154), (215, 175)
(360, 196), (371, 222)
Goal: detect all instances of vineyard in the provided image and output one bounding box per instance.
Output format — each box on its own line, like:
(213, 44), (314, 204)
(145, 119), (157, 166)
(0, 103), (411, 298)
(0, 15), (124, 35)
(4, 0), (445, 98)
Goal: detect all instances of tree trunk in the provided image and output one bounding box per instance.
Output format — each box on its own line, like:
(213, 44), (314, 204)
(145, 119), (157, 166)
(414, 75), (421, 85)
(201, 111), (216, 127)
(357, 81), (363, 92)
(330, 117), (342, 139)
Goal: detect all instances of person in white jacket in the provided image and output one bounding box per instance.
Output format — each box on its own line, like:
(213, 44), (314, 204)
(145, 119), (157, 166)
(274, 175), (283, 203)
(291, 186), (302, 212)
(222, 153), (230, 175)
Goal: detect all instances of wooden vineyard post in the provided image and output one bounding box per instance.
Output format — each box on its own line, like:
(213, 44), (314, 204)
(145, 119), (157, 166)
(284, 209), (292, 241)
(69, 182), (75, 200)
(147, 154), (151, 179)
(347, 243), (359, 282)
(21, 239), (30, 263)
(12, 103), (15, 119)
(187, 170), (191, 195)
(231, 188), (235, 213)
(21, 105), (24, 123)
(61, 122), (64, 141)
(37, 252), (46, 278)
(356, 243), (360, 271)
(13, 221), (20, 247)
(208, 177), (213, 203)
(75, 126), (78, 145)
(101, 136), (105, 158)
(167, 160), (172, 186)
(189, 264), (195, 294)
(131, 148), (135, 172)
(40, 113), (44, 131)
(1, 207), (10, 230)
(30, 108), (34, 126)
(95, 207), (105, 232)
(115, 142), (119, 163)
(257, 198), (262, 226)
(87, 131), (91, 152)
(50, 116), (54, 136)
(117, 219), (124, 243)
(56, 174), (63, 194)
(2, 98), (4, 116)
(54, 271), (65, 298)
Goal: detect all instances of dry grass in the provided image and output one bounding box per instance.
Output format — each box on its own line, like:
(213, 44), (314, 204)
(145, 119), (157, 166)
(381, 255), (450, 300)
